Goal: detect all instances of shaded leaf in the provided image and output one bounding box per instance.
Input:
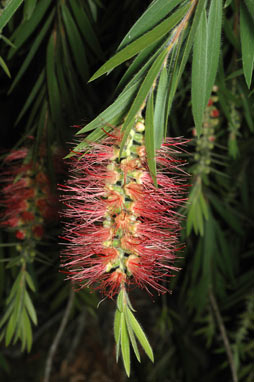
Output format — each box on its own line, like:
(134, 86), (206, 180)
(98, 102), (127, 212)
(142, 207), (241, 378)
(8, 0), (52, 59)
(61, 3), (89, 82)
(8, 9), (55, 93)
(0, 56), (11, 77)
(0, 0), (24, 31)
(240, 2), (254, 88)
(192, 8), (208, 136)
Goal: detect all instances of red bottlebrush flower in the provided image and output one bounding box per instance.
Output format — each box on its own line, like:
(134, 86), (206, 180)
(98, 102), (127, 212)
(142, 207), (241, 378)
(1, 147), (58, 241)
(211, 108), (220, 118)
(60, 120), (187, 297)
(32, 225), (44, 239)
(16, 230), (26, 240)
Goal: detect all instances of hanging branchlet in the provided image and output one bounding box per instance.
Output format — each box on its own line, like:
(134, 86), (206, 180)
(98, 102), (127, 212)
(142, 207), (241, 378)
(187, 87), (220, 236)
(0, 143), (59, 351)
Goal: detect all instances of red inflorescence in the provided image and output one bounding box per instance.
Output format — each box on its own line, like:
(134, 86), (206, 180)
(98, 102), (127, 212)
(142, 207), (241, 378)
(1, 147), (58, 241)
(60, 120), (188, 297)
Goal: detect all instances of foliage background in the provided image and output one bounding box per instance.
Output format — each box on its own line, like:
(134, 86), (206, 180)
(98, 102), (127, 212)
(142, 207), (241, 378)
(0, 0), (253, 381)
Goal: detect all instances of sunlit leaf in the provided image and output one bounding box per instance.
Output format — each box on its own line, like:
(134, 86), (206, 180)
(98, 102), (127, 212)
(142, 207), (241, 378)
(145, 92), (157, 186)
(154, 65), (168, 149)
(119, 48), (168, 156)
(120, 313), (130, 377)
(126, 308), (154, 363)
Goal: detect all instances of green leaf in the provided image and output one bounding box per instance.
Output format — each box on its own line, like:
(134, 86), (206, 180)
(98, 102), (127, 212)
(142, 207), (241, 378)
(199, 191), (209, 220)
(240, 2), (254, 88)
(5, 313), (16, 346)
(61, 4), (89, 82)
(46, 31), (62, 124)
(8, 0), (52, 59)
(23, 0), (37, 21)
(126, 308), (154, 363)
(206, 0), (222, 100)
(0, 0), (24, 31)
(145, 92), (157, 186)
(22, 310), (32, 352)
(154, 65), (168, 149)
(0, 56), (11, 77)
(25, 271), (36, 292)
(76, 82), (139, 136)
(192, 8), (208, 136)
(117, 38), (165, 93)
(8, 9), (55, 93)
(119, 48), (168, 156)
(244, 0), (254, 22)
(167, 0), (206, 117)
(89, 2), (191, 81)
(69, 0), (103, 59)
(15, 69), (45, 125)
(0, 300), (15, 328)
(114, 309), (121, 361)
(118, 0), (183, 50)
(120, 313), (130, 377)
(24, 291), (37, 325)
(116, 288), (124, 312)
(6, 270), (23, 305)
(125, 309), (141, 363)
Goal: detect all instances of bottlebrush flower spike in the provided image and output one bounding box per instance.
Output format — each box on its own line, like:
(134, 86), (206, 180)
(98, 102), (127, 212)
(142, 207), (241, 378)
(60, 118), (188, 297)
(0, 146), (58, 244)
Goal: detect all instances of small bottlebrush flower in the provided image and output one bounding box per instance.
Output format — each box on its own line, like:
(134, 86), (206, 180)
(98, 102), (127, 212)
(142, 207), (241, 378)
(0, 146), (58, 243)
(61, 119), (187, 297)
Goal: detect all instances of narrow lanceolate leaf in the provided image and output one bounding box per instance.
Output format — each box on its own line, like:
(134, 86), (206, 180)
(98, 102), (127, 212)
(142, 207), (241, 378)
(0, 56), (11, 77)
(8, 0), (51, 59)
(120, 48), (168, 156)
(46, 32), (62, 124)
(240, 2), (254, 88)
(120, 313), (130, 377)
(125, 310), (141, 363)
(0, 0), (24, 31)
(61, 4), (89, 82)
(15, 69), (45, 125)
(154, 65), (168, 149)
(8, 10), (55, 94)
(69, 0), (103, 59)
(89, 2), (191, 81)
(24, 291), (37, 325)
(118, 0), (183, 50)
(145, 92), (157, 187)
(244, 0), (254, 22)
(114, 309), (121, 361)
(167, 0), (205, 117)
(76, 82), (139, 136)
(192, 8), (208, 136)
(126, 308), (154, 363)
(207, 0), (222, 99)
